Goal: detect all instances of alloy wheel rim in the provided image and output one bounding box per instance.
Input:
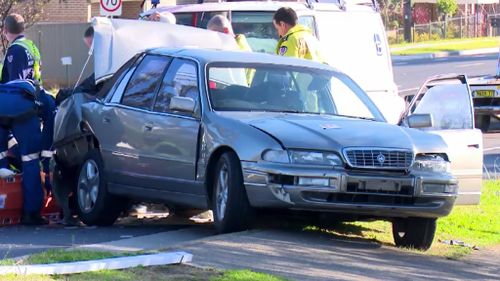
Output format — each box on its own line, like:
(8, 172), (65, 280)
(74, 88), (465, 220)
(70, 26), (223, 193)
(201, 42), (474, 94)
(77, 159), (100, 214)
(215, 163), (229, 222)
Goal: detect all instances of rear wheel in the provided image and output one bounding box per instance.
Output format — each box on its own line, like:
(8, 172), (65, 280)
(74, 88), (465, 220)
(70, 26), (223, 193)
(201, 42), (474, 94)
(212, 151), (253, 234)
(392, 217), (436, 250)
(76, 150), (128, 226)
(475, 115), (490, 133)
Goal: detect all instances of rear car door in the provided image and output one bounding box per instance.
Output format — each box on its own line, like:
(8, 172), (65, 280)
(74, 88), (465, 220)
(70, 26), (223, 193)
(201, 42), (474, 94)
(405, 75), (483, 205)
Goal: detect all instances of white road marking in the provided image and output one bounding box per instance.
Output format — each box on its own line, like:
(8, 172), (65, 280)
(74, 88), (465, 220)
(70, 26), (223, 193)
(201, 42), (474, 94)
(455, 63), (485, 68)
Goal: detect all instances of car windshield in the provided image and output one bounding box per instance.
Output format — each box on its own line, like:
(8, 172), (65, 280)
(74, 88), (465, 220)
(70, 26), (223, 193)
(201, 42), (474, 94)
(207, 64), (382, 121)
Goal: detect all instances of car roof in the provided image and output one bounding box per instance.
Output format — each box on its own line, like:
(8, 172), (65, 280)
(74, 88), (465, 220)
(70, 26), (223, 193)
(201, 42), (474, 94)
(143, 1), (375, 15)
(148, 47), (335, 71)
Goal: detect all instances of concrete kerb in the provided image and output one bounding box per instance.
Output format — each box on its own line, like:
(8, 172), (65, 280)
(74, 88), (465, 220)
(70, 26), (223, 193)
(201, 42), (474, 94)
(0, 251), (193, 275)
(392, 47), (498, 62)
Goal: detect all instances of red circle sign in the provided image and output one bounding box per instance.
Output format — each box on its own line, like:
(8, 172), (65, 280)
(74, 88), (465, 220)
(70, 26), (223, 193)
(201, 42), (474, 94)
(100, 0), (122, 12)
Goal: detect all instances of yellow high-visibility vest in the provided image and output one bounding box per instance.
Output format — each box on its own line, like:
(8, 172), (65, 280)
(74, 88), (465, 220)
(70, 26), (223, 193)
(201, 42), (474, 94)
(12, 38), (43, 83)
(276, 24), (324, 63)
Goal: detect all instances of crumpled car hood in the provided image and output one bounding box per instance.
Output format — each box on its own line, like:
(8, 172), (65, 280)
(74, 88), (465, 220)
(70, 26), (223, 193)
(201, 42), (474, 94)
(217, 112), (448, 154)
(92, 17), (239, 81)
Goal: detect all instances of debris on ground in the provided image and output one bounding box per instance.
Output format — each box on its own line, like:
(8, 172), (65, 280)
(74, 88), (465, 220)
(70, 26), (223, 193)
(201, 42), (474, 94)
(439, 239), (480, 250)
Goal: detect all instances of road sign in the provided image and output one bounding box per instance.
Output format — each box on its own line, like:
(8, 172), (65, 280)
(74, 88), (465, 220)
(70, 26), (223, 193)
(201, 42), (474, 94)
(100, 0), (122, 17)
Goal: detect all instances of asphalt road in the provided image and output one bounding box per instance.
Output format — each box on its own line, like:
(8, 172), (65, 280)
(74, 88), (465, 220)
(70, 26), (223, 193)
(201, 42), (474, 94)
(393, 53), (497, 94)
(0, 217), (182, 259)
(0, 54), (499, 262)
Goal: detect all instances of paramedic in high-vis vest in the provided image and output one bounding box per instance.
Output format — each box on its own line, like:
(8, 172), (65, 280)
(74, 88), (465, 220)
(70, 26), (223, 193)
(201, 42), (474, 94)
(273, 7), (324, 63)
(1, 13), (42, 83)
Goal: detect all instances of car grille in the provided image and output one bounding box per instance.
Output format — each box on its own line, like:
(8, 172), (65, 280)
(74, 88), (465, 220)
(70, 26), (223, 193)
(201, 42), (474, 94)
(343, 148), (414, 170)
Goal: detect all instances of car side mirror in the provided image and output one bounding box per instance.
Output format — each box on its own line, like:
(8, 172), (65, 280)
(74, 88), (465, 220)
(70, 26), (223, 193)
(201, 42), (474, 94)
(405, 113), (434, 129)
(169, 96), (195, 113)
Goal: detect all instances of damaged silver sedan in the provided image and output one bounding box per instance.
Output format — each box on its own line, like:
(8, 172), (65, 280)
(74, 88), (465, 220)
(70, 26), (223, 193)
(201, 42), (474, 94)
(53, 45), (484, 250)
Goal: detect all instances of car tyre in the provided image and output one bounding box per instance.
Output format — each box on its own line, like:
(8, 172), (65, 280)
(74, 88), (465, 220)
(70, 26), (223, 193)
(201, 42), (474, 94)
(76, 150), (128, 226)
(475, 115), (490, 133)
(392, 217), (436, 250)
(212, 151), (253, 234)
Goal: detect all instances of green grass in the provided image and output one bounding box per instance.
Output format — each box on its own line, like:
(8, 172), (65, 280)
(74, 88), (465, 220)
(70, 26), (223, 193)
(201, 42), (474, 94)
(305, 180), (500, 259)
(0, 250), (287, 281)
(390, 37), (499, 55)
(23, 249), (120, 265)
(0, 259), (16, 266)
(0, 265), (286, 281)
(212, 270), (289, 281)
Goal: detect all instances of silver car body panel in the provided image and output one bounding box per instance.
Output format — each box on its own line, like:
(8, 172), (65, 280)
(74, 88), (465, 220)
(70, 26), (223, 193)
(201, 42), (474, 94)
(54, 46), (469, 218)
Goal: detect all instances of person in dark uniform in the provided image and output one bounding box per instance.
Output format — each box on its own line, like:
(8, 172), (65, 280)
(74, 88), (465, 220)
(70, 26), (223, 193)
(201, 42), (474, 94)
(0, 80), (46, 225)
(1, 13), (42, 83)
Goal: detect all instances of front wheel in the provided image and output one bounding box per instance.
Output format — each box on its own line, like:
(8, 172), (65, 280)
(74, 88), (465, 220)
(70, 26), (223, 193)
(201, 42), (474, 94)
(76, 150), (128, 226)
(212, 152), (253, 234)
(392, 217), (436, 251)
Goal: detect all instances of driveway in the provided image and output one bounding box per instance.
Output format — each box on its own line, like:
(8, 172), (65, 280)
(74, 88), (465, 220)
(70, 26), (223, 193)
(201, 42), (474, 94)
(173, 229), (499, 281)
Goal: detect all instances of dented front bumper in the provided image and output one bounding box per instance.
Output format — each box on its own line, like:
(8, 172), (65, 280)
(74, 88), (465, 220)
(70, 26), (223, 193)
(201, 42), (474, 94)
(242, 161), (457, 219)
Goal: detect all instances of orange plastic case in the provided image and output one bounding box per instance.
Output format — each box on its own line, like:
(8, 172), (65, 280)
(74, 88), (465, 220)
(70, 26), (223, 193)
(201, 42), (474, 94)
(0, 174), (61, 226)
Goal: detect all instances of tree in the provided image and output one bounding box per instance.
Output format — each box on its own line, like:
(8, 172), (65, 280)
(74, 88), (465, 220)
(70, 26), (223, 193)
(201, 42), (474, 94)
(436, 0), (458, 19)
(378, 0), (404, 30)
(436, 0), (457, 38)
(0, 0), (51, 54)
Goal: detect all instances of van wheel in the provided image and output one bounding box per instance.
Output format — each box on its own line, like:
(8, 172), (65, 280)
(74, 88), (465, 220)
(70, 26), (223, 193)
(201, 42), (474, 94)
(212, 151), (253, 234)
(76, 150), (127, 226)
(475, 115), (490, 133)
(392, 218), (436, 251)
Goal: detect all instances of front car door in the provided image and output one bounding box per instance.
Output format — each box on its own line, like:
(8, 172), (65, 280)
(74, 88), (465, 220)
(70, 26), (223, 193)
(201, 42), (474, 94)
(405, 74), (483, 205)
(145, 58), (202, 195)
(97, 54), (172, 188)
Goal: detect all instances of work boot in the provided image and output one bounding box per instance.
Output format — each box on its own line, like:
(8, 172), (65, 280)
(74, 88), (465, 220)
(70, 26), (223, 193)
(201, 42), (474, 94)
(21, 212), (49, 226)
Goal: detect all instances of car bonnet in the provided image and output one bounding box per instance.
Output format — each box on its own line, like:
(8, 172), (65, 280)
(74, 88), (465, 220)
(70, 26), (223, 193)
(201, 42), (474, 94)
(92, 17), (239, 82)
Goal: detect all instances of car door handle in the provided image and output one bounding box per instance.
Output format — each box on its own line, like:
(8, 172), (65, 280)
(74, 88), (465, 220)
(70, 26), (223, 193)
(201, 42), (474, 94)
(468, 144), (480, 149)
(103, 117), (110, 123)
(144, 124), (153, 131)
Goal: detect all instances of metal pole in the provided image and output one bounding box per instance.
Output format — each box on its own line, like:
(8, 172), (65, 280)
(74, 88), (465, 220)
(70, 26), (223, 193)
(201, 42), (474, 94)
(403, 0), (412, 42)
(66, 65), (69, 87)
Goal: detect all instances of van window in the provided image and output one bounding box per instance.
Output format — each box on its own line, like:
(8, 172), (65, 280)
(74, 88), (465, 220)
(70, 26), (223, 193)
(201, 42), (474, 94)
(231, 12), (277, 54)
(298, 16), (316, 37)
(231, 12), (318, 54)
(175, 12), (194, 26)
(199, 11), (228, 28)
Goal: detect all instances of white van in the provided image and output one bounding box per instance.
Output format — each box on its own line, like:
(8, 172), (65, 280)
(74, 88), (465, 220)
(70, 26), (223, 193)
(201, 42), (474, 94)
(140, 0), (405, 123)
